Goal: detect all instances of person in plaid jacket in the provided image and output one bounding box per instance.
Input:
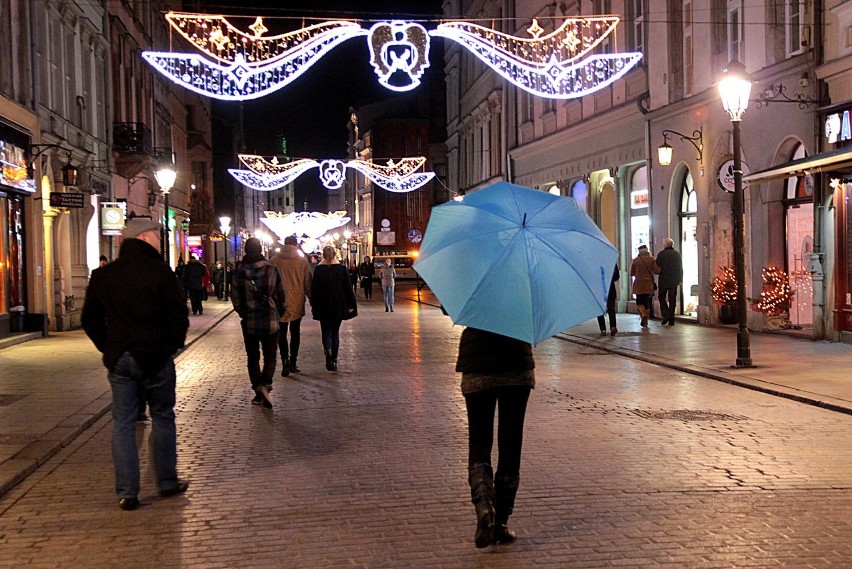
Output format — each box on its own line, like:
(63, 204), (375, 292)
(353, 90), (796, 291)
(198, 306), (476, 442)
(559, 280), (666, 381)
(231, 238), (285, 409)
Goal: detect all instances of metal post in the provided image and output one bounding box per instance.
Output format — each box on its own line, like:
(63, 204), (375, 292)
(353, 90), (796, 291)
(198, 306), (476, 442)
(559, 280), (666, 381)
(731, 120), (753, 367)
(223, 234), (229, 298)
(163, 190), (170, 267)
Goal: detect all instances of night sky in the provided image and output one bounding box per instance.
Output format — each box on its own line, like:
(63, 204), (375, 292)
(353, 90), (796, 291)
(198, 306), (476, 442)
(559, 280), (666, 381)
(201, 0), (445, 214)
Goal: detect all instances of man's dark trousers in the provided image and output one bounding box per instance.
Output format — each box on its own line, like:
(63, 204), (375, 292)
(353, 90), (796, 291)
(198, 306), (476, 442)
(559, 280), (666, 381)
(659, 287), (678, 324)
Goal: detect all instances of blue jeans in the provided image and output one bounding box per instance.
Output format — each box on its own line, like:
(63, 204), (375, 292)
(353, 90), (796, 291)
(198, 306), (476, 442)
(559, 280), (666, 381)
(382, 284), (395, 310)
(108, 352), (179, 499)
(320, 319), (342, 358)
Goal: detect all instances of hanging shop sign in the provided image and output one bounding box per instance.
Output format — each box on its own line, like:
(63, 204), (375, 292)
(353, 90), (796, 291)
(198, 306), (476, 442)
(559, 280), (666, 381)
(50, 192), (85, 208)
(101, 201), (127, 235)
(0, 126), (35, 194)
(142, 13), (642, 101)
(717, 159), (751, 193)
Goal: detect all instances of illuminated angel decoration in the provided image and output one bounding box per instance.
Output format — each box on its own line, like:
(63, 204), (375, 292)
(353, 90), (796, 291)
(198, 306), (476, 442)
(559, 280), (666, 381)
(229, 155), (436, 193)
(143, 12), (641, 101)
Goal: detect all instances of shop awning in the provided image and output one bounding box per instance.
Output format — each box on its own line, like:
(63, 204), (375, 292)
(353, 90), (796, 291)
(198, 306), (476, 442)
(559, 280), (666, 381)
(743, 146), (852, 182)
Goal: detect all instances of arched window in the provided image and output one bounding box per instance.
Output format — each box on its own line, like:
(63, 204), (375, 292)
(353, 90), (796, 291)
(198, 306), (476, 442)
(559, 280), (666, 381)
(679, 171), (699, 317)
(784, 143), (813, 327)
(681, 171), (696, 213)
(785, 144), (813, 202)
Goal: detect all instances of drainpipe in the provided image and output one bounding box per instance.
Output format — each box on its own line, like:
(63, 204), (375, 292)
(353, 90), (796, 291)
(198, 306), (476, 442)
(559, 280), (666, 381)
(811, 1), (827, 340)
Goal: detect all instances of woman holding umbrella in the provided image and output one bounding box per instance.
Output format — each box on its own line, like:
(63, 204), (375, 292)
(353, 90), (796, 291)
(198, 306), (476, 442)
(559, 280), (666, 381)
(311, 246), (357, 371)
(456, 328), (534, 548)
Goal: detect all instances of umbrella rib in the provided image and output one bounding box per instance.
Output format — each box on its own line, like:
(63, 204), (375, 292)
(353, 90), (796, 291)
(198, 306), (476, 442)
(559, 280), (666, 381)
(535, 229), (613, 302)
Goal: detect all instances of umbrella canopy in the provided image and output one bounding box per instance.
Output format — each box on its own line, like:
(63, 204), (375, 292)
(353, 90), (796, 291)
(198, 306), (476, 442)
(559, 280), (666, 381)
(413, 181), (618, 345)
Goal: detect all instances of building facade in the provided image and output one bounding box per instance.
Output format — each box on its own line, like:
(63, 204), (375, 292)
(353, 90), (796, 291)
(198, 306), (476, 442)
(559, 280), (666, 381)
(445, 0), (849, 340)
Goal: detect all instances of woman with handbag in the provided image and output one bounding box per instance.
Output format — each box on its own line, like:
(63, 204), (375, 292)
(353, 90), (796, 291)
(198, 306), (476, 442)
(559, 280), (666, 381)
(311, 246), (357, 371)
(358, 255), (375, 299)
(629, 244), (660, 328)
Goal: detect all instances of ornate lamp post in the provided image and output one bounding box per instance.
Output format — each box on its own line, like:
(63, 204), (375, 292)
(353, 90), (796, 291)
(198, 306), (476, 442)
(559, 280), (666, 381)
(155, 167), (177, 266)
(717, 60), (755, 368)
(219, 215), (231, 296)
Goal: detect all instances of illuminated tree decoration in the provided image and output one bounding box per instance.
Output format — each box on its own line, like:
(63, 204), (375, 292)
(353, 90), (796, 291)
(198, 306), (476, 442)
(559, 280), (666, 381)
(431, 17), (642, 99)
(710, 266), (738, 304)
(260, 210), (350, 242)
(751, 266), (795, 315)
(229, 154), (435, 193)
(142, 12), (642, 101)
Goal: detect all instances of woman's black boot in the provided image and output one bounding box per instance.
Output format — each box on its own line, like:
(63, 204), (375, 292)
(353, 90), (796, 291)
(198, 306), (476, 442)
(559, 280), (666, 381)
(468, 463), (495, 548)
(324, 349), (333, 371)
(493, 475), (519, 544)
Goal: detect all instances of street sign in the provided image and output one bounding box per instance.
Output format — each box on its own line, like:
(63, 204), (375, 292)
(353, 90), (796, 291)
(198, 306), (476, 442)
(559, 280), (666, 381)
(49, 192), (85, 208)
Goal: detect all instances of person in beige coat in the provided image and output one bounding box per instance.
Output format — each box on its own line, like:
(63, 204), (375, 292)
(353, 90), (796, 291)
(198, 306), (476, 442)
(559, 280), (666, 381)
(629, 244), (660, 328)
(270, 235), (312, 375)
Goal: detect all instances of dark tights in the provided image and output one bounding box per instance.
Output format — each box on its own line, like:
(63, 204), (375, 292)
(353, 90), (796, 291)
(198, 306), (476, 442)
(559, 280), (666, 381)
(465, 385), (531, 478)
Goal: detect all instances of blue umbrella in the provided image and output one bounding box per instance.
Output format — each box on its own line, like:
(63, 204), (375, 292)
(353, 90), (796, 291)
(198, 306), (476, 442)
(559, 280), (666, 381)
(413, 181), (618, 345)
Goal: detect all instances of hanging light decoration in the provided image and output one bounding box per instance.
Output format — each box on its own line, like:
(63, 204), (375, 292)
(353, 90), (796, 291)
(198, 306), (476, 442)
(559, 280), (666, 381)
(229, 154), (436, 193)
(142, 12), (642, 101)
(260, 211), (351, 244)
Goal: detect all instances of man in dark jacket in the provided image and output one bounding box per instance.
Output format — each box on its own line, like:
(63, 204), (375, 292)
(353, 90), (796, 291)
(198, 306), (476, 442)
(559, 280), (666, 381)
(656, 237), (684, 326)
(181, 255), (208, 315)
(82, 218), (190, 511)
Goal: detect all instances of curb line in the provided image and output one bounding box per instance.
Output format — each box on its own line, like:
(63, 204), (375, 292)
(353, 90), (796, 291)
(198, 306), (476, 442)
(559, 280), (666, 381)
(0, 308), (234, 500)
(555, 332), (852, 417)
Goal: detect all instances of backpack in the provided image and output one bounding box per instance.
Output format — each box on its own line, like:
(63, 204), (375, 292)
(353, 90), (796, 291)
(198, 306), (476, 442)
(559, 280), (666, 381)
(242, 265), (278, 317)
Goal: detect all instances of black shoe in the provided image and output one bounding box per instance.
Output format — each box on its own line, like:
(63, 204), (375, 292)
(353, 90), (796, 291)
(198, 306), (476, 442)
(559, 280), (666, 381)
(331, 359), (338, 372)
(290, 362), (301, 373)
(390, 307), (393, 312)
(325, 349), (333, 371)
(386, 307), (389, 312)
(281, 359), (290, 377)
(493, 524), (516, 544)
(668, 320), (675, 326)
(118, 497), (139, 511)
(251, 392), (262, 405)
(159, 480), (189, 498)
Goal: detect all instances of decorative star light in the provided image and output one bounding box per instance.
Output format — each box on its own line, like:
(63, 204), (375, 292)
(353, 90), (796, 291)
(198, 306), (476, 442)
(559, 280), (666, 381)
(142, 12), (641, 101)
(260, 211), (350, 243)
(230, 154), (436, 193)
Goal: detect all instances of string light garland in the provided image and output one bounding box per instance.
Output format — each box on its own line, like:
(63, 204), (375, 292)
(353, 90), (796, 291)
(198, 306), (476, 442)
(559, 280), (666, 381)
(229, 154), (436, 192)
(142, 12), (642, 100)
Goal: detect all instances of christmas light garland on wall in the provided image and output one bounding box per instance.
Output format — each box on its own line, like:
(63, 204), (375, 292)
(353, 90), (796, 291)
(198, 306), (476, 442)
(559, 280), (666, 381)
(142, 12), (642, 100)
(229, 154), (435, 193)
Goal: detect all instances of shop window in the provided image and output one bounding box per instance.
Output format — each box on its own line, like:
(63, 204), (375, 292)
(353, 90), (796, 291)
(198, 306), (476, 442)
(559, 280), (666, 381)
(629, 166), (649, 256)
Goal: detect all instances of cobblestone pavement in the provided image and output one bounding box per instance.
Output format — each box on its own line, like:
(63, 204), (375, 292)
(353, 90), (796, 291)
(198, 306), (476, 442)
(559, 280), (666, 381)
(1, 293), (852, 568)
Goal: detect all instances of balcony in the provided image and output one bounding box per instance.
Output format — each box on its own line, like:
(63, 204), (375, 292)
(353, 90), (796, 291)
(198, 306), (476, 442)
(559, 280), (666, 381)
(113, 122), (153, 178)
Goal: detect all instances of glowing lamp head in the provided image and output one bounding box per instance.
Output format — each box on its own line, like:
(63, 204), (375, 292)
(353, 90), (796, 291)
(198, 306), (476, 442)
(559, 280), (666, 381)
(717, 60), (755, 122)
(657, 142), (673, 166)
(155, 167), (177, 193)
(219, 216), (231, 235)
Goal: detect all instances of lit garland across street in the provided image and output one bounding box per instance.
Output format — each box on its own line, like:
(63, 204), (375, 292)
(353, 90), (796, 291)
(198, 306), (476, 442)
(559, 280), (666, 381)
(260, 211), (350, 242)
(142, 12), (642, 100)
(229, 155), (435, 193)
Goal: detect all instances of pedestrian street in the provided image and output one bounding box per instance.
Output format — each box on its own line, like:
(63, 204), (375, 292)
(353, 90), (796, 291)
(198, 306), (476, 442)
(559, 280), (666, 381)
(1, 290), (852, 568)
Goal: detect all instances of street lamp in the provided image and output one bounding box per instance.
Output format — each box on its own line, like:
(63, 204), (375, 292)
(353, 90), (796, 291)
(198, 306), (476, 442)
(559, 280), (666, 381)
(718, 59), (755, 368)
(155, 167), (177, 266)
(219, 216), (231, 297)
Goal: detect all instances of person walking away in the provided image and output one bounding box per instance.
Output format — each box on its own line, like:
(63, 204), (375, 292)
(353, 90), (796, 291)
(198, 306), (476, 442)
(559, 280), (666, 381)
(349, 262), (359, 292)
(597, 264), (620, 335)
(231, 238), (285, 409)
(630, 244), (660, 328)
(211, 261), (225, 300)
(81, 218), (190, 511)
(201, 264), (211, 301)
(174, 256), (186, 281)
(456, 327), (535, 548)
(656, 237), (683, 326)
(358, 255), (375, 299)
(270, 235), (312, 375)
(380, 258), (396, 312)
(181, 255), (207, 315)
(311, 246), (357, 371)
(225, 261), (235, 299)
